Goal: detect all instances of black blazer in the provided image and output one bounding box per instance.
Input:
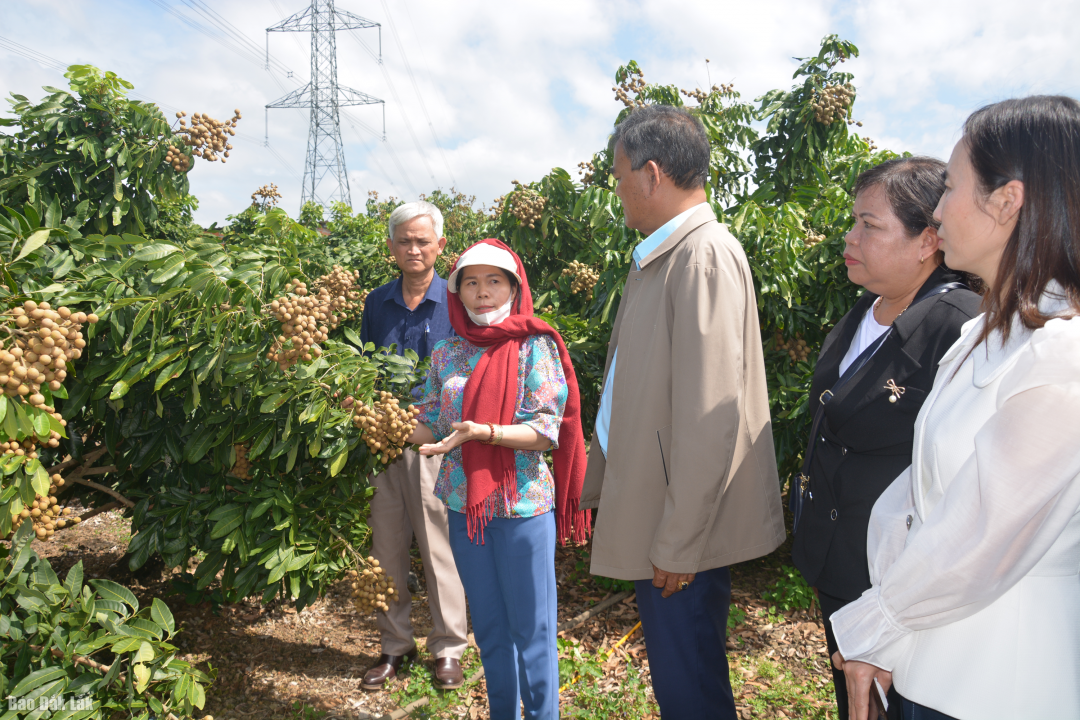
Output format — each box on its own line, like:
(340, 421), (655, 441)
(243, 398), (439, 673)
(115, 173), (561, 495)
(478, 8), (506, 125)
(791, 266), (981, 601)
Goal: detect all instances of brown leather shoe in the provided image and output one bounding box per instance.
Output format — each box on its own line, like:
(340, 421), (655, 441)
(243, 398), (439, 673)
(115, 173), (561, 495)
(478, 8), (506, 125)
(433, 657), (463, 690)
(361, 648), (418, 690)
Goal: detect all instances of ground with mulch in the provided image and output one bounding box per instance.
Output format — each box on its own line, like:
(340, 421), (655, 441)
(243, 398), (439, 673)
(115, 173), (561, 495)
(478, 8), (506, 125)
(26, 506), (837, 720)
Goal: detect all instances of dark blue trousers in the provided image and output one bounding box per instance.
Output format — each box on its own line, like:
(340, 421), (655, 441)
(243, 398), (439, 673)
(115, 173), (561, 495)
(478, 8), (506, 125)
(902, 699), (958, 720)
(634, 566), (737, 720)
(447, 510), (559, 720)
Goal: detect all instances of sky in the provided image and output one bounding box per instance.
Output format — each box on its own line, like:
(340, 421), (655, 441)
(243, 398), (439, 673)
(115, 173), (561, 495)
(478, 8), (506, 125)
(1, 0), (1079, 228)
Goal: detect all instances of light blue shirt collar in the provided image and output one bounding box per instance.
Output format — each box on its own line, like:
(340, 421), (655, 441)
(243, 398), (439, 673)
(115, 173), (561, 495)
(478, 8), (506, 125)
(631, 202), (711, 269)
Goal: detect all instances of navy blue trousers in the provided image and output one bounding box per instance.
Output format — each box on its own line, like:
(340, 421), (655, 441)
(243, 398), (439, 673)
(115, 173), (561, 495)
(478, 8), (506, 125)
(902, 699), (958, 720)
(447, 510), (559, 720)
(634, 566), (737, 720)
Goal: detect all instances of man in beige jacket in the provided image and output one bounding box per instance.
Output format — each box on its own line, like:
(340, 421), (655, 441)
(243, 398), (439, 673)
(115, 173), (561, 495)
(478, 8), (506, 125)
(582, 105), (786, 719)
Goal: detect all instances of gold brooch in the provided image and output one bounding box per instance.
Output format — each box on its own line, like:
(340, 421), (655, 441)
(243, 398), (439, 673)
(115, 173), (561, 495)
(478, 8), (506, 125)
(885, 379), (906, 403)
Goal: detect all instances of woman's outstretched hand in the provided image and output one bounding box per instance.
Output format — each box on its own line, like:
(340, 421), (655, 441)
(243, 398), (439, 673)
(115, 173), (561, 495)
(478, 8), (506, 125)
(832, 652), (892, 720)
(418, 421), (484, 456)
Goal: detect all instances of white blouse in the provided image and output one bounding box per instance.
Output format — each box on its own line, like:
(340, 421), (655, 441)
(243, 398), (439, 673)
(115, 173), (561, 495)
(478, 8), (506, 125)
(830, 285), (1080, 719)
(838, 302), (891, 376)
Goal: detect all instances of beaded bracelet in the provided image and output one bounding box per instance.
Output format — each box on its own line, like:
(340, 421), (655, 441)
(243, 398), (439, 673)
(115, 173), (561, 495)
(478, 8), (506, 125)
(483, 422), (496, 445)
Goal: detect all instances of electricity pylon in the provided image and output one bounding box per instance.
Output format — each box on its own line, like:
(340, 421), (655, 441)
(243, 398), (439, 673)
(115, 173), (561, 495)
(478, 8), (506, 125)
(266, 1), (384, 210)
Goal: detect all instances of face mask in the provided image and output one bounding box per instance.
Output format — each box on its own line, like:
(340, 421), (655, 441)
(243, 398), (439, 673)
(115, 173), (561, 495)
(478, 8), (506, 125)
(466, 296), (514, 326)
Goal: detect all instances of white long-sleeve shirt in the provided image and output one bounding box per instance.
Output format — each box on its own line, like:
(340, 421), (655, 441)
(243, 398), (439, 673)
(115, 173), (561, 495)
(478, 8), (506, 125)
(831, 285), (1080, 719)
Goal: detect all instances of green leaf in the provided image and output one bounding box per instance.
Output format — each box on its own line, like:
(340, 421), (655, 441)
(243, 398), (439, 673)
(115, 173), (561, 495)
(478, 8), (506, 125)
(182, 425), (216, 464)
(31, 409), (50, 440)
(14, 228), (50, 261)
(154, 356), (188, 392)
(329, 449), (348, 477)
(136, 640), (155, 663)
(133, 662), (151, 693)
(9, 666), (68, 696)
(90, 578), (139, 612)
(190, 678), (207, 709)
(343, 326), (363, 346)
(190, 371), (201, 411)
(132, 243), (180, 261)
(248, 424), (274, 459)
(210, 505), (244, 540)
(29, 461), (49, 497)
(64, 561), (84, 597)
(111, 636), (141, 653)
(151, 597), (175, 637)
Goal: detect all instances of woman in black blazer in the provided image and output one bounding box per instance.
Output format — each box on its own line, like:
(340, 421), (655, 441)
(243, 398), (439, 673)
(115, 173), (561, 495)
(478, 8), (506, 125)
(791, 157), (981, 719)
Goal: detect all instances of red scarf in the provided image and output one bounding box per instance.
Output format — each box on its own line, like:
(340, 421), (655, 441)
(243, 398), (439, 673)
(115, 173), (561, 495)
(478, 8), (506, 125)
(447, 239), (591, 545)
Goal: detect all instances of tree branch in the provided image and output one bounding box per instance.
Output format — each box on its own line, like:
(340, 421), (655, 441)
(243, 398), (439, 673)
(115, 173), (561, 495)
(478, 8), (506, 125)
(76, 501), (121, 523)
(73, 477), (134, 508)
(23, 644), (127, 684)
(81, 465), (118, 476)
(48, 446), (109, 476)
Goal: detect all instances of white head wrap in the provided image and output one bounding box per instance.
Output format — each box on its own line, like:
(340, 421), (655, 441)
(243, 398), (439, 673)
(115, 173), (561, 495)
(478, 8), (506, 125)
(447, 244), (522, 326)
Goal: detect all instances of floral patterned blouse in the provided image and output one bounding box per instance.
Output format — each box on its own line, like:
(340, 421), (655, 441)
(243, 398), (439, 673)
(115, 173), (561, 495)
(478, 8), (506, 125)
(416, 334), (567, 518)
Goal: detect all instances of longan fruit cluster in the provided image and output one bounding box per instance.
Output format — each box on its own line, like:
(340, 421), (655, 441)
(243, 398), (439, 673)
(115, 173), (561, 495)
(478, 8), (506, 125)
(265, 267), (362, 370)
(2, 436), (59, 460)
(812, 83), (855, 125)
(229, 444), (252, 480)
(347, 557), (398, 614)
(174, 109), (240, 164)
(251, 183), (282, 210)
(774, 332), (811, 363)
(563, 260), (600, 299)
(613, 67), (647, 108)
(577, 160), (596, 186)
(488, 195), (508, 219)
(351, 392), (419, 465)
(509, 181), (545, 229)
(804, 229), (826, 248)
(440, 250), (461, 271)
(1, 301), (93, 415)
(11, 474), (79, 541)
(680, 83), (734, 104)
(164, 144), (191, 173)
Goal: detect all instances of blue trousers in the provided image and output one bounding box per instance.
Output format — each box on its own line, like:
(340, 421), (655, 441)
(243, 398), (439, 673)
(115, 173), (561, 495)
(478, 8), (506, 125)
(634, 566), (737, 720)
(447, 510), (559, 720)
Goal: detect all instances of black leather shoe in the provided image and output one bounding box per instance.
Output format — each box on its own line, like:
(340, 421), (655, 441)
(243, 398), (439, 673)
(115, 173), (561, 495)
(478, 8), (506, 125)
(433, 657), (463, 689)
(361, 648), (418, 690)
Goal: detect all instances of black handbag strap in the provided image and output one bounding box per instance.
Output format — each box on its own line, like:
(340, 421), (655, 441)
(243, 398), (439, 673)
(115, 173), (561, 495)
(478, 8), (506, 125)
(794, 281), (965, 497)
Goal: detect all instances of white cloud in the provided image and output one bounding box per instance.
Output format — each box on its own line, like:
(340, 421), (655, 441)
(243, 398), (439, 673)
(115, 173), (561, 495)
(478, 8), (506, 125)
(1, 0), (1078, 228)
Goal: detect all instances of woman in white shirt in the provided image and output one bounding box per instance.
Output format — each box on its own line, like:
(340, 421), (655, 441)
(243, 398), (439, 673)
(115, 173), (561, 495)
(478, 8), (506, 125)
(791, 157), (980, 720)
(831, 95), (1080, 720)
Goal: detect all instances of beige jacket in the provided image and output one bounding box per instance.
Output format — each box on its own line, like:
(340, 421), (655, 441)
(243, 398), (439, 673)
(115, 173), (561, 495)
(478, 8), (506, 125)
(582, 205), (786, 580)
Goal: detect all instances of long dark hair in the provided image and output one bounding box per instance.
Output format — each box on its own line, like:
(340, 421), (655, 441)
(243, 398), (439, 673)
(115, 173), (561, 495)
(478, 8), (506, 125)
(964, 95), (1080, 343)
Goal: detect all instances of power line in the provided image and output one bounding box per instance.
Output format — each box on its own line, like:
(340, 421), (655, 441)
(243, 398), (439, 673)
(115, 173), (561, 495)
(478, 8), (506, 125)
(180, 0), (296, 78)
(340, 108), (418, 196)
(0, 34), (306, 201)
(344, 31), (438, 187)
(0, 35), (180, 113)
(380, 0), (457, 187)
(0, 36), (67, 72)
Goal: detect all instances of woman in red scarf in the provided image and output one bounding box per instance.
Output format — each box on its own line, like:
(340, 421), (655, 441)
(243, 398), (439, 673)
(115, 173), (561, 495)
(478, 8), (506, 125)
(406, 239), (588, 719)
